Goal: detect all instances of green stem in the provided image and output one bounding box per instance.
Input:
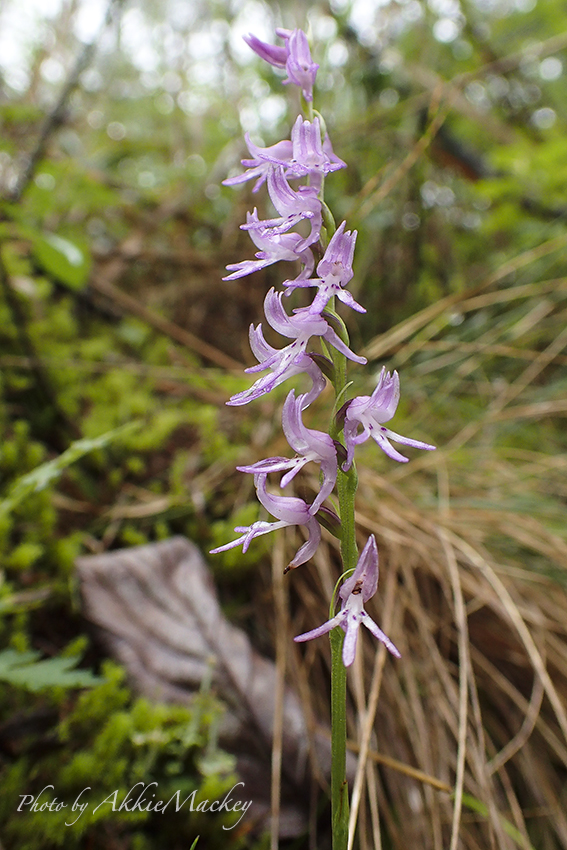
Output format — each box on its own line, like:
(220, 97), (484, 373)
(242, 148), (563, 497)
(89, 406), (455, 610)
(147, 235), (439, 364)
(302, 95), (314, 122)
(329, 306), (359, 575)
(327, 301), (359, 850)
(330, 626), (349, 850)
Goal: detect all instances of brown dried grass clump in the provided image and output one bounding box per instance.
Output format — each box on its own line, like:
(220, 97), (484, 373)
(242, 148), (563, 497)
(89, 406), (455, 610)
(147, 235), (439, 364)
(273, 262), (567, 850)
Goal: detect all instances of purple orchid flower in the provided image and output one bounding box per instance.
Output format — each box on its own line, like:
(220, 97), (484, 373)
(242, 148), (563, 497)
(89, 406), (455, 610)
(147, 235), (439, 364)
(342, 368), (436, 470)
(262, 288), (367, 364)
(227, 288), (365, 405)
(210, 473), (321, 568)
(294, 535), (400, 666)
(242, 166), (322, 251)
(284, 220), (365, 314)
(228, 287), (364, 406)
(223, 209), (315, 281)
(243, 28), (319, 102)
(227, 322), (326, 407)
(286, 116), (346, 189)
(224, 121), (345, 194)
(237, 389), (337, 514)
(280, 28), (320, 102)
(223, 137), (293, 193)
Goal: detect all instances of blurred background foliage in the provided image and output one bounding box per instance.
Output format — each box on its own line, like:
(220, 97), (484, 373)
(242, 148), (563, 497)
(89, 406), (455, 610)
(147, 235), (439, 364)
(0, 0), (566, 847)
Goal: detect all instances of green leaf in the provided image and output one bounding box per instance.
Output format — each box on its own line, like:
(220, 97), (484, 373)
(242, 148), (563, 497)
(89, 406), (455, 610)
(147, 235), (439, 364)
(0, 649), (101, 692)
(460, 793), (537, 850)
(0, 421), (141, 518)
(31, 231), (91, 290)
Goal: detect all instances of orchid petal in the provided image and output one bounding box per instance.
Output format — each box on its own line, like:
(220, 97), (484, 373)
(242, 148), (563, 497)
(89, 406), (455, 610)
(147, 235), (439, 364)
(282, 29), (319, 101)
(361, 613), (401, 658)
(341, 534), (378, 601)
(243, 33), (287, 67)
(342, 607), (362, 667)
(243, 29), (318, 102)
(287, 515), (322, 568)
(322, 326), (367, 364)
(382, 428), (437, 453)
(294, 615), (342, 643)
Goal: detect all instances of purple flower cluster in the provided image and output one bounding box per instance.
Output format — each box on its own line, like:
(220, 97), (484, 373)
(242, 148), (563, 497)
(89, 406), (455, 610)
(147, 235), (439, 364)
(212, 28), (435, 661)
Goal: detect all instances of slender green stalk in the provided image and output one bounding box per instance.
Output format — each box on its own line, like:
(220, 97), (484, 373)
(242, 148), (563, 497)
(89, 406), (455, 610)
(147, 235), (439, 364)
(330, 625), (349, 850)
(327, 303), (359, 850)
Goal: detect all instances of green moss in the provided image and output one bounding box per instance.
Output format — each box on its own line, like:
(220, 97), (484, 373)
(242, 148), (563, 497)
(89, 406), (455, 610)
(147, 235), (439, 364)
(119, 524), (149, 547)
(6, 542), (44, 571)
(0, 662), (239, 850)
(0, 216), (261, 846)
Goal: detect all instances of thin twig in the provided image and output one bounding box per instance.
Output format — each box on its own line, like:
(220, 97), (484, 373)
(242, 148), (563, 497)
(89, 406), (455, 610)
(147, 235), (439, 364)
(9, 0), (123, 202)
(91, 268), (243, 371)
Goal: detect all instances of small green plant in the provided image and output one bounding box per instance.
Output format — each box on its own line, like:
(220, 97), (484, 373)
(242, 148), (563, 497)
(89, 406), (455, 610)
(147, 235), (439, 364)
(0, 648), (100, 692)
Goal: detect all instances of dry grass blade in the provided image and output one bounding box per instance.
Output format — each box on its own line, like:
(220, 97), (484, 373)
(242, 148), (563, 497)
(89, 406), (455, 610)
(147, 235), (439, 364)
(447, 531), (567, 744)
(364, 233), (567, 362)
(488, 674), (544, 776)
(255, 110), (567, 846)
(439, 531), (469, 850)
(344, 741), (451, 793)
(347, 563), (398, 850)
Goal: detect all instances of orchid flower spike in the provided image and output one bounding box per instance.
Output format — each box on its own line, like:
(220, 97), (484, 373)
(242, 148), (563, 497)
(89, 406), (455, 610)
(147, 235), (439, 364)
(294, 535), (400, 666)
(342, 368), (436, 470)
(210, 473), (321, 568)
(237, 389), (337, 514)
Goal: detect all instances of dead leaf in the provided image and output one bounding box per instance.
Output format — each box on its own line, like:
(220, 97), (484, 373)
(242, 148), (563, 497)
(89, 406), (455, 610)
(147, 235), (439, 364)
(77, 536), (351, 837)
